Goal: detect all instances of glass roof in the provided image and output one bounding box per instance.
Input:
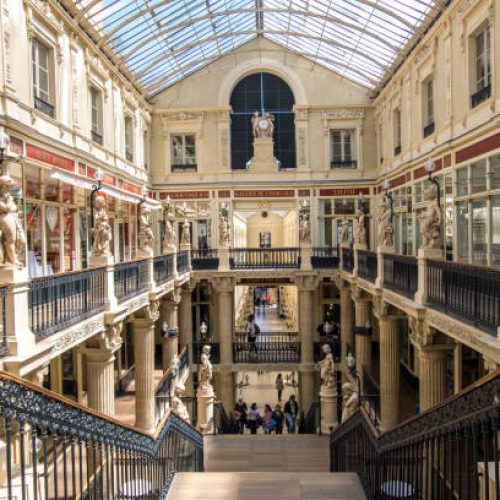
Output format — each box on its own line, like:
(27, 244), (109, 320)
(65, 0), (445, 96)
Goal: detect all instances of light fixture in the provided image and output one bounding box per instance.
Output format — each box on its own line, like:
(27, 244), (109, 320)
(425, 158), (441, 207)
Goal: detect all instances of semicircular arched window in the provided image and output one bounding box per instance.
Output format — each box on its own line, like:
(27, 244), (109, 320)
(230, 72), (296, 170)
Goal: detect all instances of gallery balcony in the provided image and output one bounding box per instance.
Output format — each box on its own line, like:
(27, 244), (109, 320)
(311, 247), (339, 269)
(232, 332), (300, 363)
(229, 247), (301, 269)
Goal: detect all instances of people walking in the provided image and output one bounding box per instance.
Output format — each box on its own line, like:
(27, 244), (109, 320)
(247, 314), (260, 355)
(272, 404), (284, 434)
(275, 373), (284, 402)
(284, 394), (299, 434)
(263, 404), (273, 434)
(234, 397), (248, 435)
(248, 403), (261, 434)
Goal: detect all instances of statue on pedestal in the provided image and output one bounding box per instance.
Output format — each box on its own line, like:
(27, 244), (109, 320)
(299, 213), (311, 244)
(180, 220), (190, 246)
(252, 111), (275, 139)
(172, 382), (190, 422)
(0, 170), (26, 267)
(341, 382), (359, 423)
(199, 345), (213, 390)
(420, 183), (441, 249)
(341, 216), (350, 246)
(162, 204), (176, 253)
(139, 205), (154, 253)
(319, 344), (335, 389)
(91, 195), (111, 257)
(219, 216), (230, 246)
(378, 197), (393, 248)
(354, 208), (367, 247)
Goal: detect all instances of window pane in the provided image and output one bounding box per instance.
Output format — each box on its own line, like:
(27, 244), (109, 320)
(45, 206), (61, 274)
(26, 202), (43, 277)
(471, 160), (486, 194)
(490, 154), (500, 190)
(492, 195), (500, 267)
(456, 167), (468, 197)
(456, 202), (469, 262)
(472, 199), (487, 265)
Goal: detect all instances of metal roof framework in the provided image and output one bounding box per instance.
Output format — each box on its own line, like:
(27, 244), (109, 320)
(63, 0), (447, 97)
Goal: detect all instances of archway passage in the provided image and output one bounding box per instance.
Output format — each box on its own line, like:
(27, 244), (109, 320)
(230, 72), (296, 170)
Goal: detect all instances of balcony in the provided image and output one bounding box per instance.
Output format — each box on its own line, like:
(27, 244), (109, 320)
(423, 121), (435, 138)
(191, 249), (219, 270)
(383, 254), (418, 299)
(357, 250), (377, 283)
(330, 160), (357, 169)
(471, 85), (491, 108)
(311, 247), (339, 269)
(114, 259), (149, 303)
(0, 287), (7, 356)
(177, 250), (190, 274)
(342, 247), (354, 274)
(154, 254), (175, 285)
(230, 247), (300, 269)
(426, 260), (500, 334)
(171, 164), (198, 173)
(34, 96), (55, 118)
(232, 339), (301, 363)
(91, 130), (103, 145)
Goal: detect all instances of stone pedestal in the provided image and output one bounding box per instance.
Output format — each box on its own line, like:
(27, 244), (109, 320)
(197, 385), (215, 434)
(300, 245), (312, 271)
(415, 247), (443, 305)
(419, 345), (448, 412)
(218, 246), (230, 271)
(88, 254), (117, 311)
(379, 315), (400, 430)
(320, 385), (338, 434)
(249, 137), (278, 172)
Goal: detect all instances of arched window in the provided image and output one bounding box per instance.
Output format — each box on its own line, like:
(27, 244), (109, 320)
(230, 72), (296, 170)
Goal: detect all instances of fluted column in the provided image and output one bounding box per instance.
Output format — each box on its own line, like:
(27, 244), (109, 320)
(85, 348), (117, 416)
(379, 315), (400, 430)
(353, 296), (372, 373)
(131, 309), (157, 432)
(340, 285), (353, 380)
(419, 346), (448, 412)
(179, 286), (193, 350)
(161, 293), (180, 371)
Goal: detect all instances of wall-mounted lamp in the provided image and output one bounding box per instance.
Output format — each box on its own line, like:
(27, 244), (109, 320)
(382, 179), (393, 218)
(90, 168), (104, 230)
(425, 158), (441, 208)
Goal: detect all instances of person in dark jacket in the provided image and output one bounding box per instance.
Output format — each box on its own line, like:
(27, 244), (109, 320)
(284, 394), (299, 434)
(234, 397), (248, 434)
(272, 404), (285, 434)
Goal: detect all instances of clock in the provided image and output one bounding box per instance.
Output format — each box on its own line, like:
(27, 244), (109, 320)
(258, 119), (269, 130)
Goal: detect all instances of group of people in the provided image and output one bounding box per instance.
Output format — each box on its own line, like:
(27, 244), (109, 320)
(233, 394), (300, 435)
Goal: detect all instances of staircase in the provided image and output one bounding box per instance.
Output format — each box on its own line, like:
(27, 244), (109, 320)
(168, 435), (366, 499)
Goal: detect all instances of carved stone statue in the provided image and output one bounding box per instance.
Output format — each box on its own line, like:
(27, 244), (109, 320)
(341, 216), (350, 245)
(420, 183), (441, 249)
(252, 111), (275, 139)
(199, 345), (213, 389)
(170, 354), (180, 379)
(162, 207), (176, 253)
(319, 344), (335, 389)
(139, 205), (154, 253)
(200, 320), (208, 341)
(172, 382), (190, 422)
(0, 171), (26, 267)
(378, 197), (393, 247)
(299, 213), (311, 243)
(341, 382), (359, 423)
(219, 216), (230, 246)
(354, 208), (367, 246)
(180, 220), (190, 246)
(91, 195), (111, 257)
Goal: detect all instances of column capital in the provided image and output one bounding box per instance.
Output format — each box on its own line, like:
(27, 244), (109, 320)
(408, 316), (433, 348)
(419, 343), (452, 360)
(212, 275), (235, 293)
(84, 346), (118, 363)
(350, 287), (370, 305)
(295, 273), (320, 292)
(86, 322), (123, 352)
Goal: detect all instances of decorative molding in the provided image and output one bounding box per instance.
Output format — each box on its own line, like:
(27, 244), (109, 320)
(322, 108), (365, 119)
(51, 317), (104, 355)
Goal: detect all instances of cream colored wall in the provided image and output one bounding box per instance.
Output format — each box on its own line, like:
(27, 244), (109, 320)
(283, 211), (298, 247)
(232, 213), (247, 248)
(246, 212), (284, 247)
(150, 37), (378, 186)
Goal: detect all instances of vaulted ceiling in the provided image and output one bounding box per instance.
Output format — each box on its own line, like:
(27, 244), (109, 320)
(63, 0), (448, 97)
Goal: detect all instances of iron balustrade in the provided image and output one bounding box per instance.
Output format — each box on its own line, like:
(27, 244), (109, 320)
(471, 84), (491, 108)
(311, 247), (339, 269)
(177, 250), (189, 274)
(154, 253), (175, 285)
(384, 254), (418, 299)
(232, 339), (301, 363)
(0, 287), (6, 356)
(34, 96), (54, 117)
(331, 160), (358, 169)
(361, 365), (380, 426)
(330, 371), (500, 500)
(192, 342), (220, 364)
(229, 247), (301, 269)
(191, 249), (219, 270)
(426, 259), (500, 334)
(0, 370), (203, 499)
(357, 250), (377, 283)
(342, 247), (354, 274)
(29, 268), (105, 340)
(114, 259), (149, 303)
(423, 121), (435, 138)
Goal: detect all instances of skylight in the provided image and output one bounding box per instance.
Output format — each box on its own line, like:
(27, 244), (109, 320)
(62, 0), (445, 96)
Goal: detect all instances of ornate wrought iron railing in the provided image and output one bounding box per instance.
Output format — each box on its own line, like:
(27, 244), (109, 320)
(342, 247), (354, 274)
(0, 370), (203, 499)
(177, 250), (190, 274)
(232, 340), (301, 363)
(358, 250), (377, 283)
(154, 253), (175, 285)
(114, 259), (149, 303)
(361, 365), (380, 426)
(0, 287), (6, 356)
(191, 249), (219, 270)
(29, 267), (106, 340)
(192, 342), (220, 364)
(311, 247), (339, 269)
(426, 259), (500, 334)
(330, 371), (500, 500)
(384, 254), (418, 299)
(229, 247), (301, 269)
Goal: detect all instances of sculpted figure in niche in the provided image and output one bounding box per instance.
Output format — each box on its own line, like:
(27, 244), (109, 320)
(341, 216), (350, 245)
(162, 206), (176, 253)
(420, 183), (441, 249)
(91, 195), (111, 257)
(0, 171), (26, 267)
(341, 382), (359, 423)
(219, 216), (230, 246)
(354, 208), (367, 246)
(139, 205), (154, 252)
(378, 197), (393, 247)
(319, 344), (335, 389)
(199, 345), (213, 389)
(299, 213), (311, 243)
(180, 220), (190, 246)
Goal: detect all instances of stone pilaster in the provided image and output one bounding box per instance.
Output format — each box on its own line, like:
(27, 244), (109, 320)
(179, 286), (193, 351)
(419, 345), (448, 412)
(340, 285), (353, 375)
(131, 304), (158, 432)
(379, 315), (400, 430)
(161, 292), (180, 371)
(353, 294), (372, 373)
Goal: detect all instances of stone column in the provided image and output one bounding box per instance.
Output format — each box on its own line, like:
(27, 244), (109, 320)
(161, 292), (180, 371)
(379, 315), (400, 430)
(131, 304), (158, 432)
(179, 286), (193, 351)
(340, 285), (353, 377)
(353, 294), (372, 374)
(85, 346), (117, 417)
(419, 346), (448, 412)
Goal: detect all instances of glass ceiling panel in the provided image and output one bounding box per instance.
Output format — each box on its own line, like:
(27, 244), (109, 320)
(63, 0), (443, 96)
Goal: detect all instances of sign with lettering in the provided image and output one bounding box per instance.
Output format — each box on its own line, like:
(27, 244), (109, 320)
(10, 137), (23, 155)
(160, 191), (210, 199)
(218, 190), (231, 198)
(319, 187), (370, 196)
(234, 189), (295, 198)
(239, 277), (294, 284)
(26, 144), (74, 172)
